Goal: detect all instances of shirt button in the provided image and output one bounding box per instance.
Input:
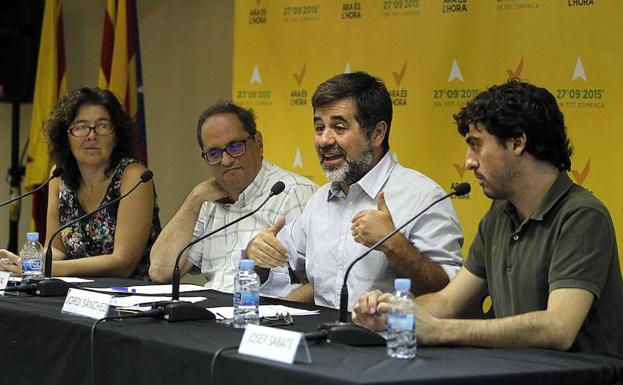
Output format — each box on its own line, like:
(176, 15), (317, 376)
(512, 235), (519, 241)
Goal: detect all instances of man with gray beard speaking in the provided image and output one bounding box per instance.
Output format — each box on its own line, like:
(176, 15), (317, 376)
(246, 72), (464, 309)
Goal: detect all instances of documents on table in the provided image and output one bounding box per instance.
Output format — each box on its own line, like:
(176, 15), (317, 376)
(207, 305), (320, 320)
(0, 271), (10, 295)
(89, 284), (207, 295)
(9, 276), (95, 283)
(112, 295), (206, 308)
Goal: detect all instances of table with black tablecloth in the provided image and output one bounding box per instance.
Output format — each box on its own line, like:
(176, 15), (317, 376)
(1, 278), (622, 385)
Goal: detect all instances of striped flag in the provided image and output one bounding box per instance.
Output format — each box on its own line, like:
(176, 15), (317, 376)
(98, 0), (148, 165)
(24, 0), (67, 236)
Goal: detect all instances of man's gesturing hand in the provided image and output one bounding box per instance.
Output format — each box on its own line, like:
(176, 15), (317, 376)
(351, 192), (396, 251)
(246, 216), (289, 268)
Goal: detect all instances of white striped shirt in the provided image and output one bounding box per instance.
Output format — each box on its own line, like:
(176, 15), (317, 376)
(187, 159), (317, 295)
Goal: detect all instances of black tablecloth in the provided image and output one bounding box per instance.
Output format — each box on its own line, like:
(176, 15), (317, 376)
(1, 278), (622, 385)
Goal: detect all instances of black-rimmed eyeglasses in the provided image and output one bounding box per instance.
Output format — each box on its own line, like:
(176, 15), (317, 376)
(201, 135), (254, 165)
(68, 121), (115, 137)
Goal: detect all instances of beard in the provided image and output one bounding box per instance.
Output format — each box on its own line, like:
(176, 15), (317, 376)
(477, 160), (520, 201)
(319, 142), (375, 186)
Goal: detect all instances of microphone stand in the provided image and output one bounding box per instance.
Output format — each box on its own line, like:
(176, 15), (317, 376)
(154, 181), (286, 322)
(0, 168), (64, 208)
(319, 183), (471, 346)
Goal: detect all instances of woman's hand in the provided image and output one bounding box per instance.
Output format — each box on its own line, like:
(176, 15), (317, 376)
(0, 249), (22, 276)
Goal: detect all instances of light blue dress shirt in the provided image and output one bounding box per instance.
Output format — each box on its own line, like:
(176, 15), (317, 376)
(278, 152), (464, 309)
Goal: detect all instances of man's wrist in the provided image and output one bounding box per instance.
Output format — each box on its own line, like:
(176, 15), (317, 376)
(380, 232), (409, 255)
(432, 317), (455, 346)
(184, 190), (209, 215)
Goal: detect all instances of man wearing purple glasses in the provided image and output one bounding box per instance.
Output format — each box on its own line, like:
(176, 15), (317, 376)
(149, 101), (317, 295)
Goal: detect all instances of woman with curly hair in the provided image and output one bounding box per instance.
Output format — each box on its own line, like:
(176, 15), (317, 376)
(1, 87), (161, 280)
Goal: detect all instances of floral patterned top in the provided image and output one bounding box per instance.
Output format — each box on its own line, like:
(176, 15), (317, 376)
(58, 158), (161, 281)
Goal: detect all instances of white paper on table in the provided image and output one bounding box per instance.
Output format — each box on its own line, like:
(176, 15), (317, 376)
(88, 284), (207, 295)
(207, 305), (320, 320)
(58, 277), (95, 283)
(0, 271), (10, 295)
(111, 295), (206, 307)
(9, 276), (94, 283)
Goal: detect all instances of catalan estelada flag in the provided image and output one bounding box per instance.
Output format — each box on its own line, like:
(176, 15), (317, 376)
(98, 0), (147, 165)
(24, 0), (67, 237)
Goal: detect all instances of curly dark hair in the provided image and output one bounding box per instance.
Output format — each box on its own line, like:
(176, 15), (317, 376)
(454, 80), (572, 171)
(196, 101), (257, 151)
(312, 71), (392, 154)
(47, 87), (136, 190)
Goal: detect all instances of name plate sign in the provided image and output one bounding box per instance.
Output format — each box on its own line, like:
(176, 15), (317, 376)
(0, 271), (10, 295)
(61, 288), (113, 320)
(238, 324), (307, 364)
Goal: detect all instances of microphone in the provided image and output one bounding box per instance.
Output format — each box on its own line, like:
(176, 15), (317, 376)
(321, 182), (471, 346)
(153, 181), (286, 322)
(14, 170), (153, 297)
(0, 168), (64, 208)
(452, 182), (471, 196)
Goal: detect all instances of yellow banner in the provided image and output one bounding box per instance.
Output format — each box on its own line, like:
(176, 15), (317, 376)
(233, 0), (623, 262)
(25, 0), (67, 189)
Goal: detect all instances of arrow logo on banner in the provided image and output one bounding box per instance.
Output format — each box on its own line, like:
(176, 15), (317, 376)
(293, 148), (303, 167)
(507, 57), (524, 80)
(448, 59), (464, 82)
(572, 57), (587, 81)
(453, 163), (467, 178)
(293, 63), (306, 87)
(392, 61), (407, 86)
(250, 65), (262, 84)
(571, 159), (591, 185)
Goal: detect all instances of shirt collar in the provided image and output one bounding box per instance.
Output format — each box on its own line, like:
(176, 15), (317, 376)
(327, 152), (395, 201)
(503, 172), (574, 223)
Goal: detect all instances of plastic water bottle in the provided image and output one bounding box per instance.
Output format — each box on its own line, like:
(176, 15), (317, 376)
(386, 278), (417, 359)
(233, 259), (260, 328)
(20, 232), (44, 284)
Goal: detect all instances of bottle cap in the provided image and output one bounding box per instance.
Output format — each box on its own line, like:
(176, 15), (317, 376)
(26, 232), (39, 241)
(394, 278), (411, 291)
(240, 259), (255, 270)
